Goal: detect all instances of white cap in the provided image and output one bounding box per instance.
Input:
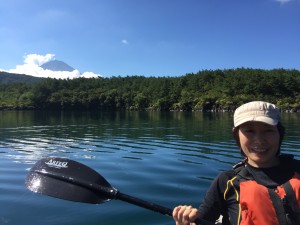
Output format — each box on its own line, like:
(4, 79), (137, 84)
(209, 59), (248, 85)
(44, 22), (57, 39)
(234, 101), (280, 127)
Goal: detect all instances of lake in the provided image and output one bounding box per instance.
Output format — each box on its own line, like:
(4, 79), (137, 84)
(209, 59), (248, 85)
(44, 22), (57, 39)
(1, 110), (300, 225)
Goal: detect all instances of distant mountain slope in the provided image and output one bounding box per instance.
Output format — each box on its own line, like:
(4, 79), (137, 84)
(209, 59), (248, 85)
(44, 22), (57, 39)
(41, 60), (75, 72)
(0, 71), (44, 84)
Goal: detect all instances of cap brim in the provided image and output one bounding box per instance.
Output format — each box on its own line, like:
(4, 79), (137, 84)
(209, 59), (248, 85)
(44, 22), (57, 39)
(234, 116), (278, 127)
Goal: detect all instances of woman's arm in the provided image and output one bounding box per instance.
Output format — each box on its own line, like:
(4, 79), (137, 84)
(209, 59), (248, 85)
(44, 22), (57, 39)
(172, 170), (234, 225)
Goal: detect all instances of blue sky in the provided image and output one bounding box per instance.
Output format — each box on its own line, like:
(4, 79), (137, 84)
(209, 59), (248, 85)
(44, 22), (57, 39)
(0, 0), (299, 78)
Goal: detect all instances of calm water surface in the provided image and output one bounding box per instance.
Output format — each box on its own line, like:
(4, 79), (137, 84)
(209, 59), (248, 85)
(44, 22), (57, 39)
(0, 111), (300, 225)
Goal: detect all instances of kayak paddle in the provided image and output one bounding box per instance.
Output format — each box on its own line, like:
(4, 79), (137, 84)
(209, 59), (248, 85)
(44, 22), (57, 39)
(25, 157), (217, 225)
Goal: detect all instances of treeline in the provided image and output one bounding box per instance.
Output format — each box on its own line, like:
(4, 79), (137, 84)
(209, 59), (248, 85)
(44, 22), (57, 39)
(1, 68), (300, 111)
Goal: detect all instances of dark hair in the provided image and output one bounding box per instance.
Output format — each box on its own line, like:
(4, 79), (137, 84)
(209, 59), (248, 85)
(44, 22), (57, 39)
(232, 122), (285, 156)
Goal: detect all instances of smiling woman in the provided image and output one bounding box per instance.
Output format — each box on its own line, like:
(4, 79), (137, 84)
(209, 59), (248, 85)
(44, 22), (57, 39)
(237, 122), (280, 168)
(173, 101), (300, 225)
(233, 101), (283, 168)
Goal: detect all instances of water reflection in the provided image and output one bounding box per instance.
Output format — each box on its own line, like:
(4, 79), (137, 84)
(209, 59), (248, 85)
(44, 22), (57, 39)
(1, 111), (300, 225)
(1, 112), (299, 163)
(0, 111), (236, 165)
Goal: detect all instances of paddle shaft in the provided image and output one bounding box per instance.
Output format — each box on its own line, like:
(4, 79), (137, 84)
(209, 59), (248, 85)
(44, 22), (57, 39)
(117, 192), (172, 215)
(117, 192), (215, 225)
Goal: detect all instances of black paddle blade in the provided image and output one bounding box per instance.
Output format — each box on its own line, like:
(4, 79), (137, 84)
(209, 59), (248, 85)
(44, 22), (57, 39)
(25, 157), (118, 204)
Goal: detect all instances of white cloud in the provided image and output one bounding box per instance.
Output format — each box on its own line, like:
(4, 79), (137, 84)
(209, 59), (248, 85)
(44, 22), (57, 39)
(121, 39), (129, 44)
(1, 54), (102, 79)
(81, 71), (101, 78)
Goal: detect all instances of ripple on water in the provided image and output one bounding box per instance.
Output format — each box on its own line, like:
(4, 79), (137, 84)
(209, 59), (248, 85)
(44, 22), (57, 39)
(1, 112), (300, 225)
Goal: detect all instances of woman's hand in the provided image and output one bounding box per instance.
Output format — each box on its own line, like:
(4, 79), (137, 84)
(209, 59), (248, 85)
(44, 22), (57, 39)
(172, 205), (199, 225)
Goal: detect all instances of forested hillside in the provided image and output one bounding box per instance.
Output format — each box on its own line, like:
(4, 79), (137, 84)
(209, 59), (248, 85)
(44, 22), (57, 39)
(0, 71), (43, 84)
(1, 68), (300, 111)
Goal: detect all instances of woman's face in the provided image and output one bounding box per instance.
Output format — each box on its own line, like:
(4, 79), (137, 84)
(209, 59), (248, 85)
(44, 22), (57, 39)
(238, 121), (280, 168)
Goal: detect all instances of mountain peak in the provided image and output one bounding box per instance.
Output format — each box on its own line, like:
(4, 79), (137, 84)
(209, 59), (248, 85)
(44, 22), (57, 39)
(41, 60), (75, 72)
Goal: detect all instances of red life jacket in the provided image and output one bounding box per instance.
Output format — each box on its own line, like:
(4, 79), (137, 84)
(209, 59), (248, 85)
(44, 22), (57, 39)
(225, 157), (300, 225)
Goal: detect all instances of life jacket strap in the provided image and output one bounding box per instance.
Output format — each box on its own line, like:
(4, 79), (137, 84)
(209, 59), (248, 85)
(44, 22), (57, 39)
(268, 181), (300, 225)
(268, 188), (289, 225)
(282, 182), (300, 224)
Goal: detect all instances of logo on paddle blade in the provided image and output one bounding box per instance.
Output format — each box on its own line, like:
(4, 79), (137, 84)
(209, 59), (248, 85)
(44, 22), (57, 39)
(45, 159), (68, 169)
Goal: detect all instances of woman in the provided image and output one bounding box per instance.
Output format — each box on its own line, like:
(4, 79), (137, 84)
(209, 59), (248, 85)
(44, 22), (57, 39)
(173, 101), (300, 225)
